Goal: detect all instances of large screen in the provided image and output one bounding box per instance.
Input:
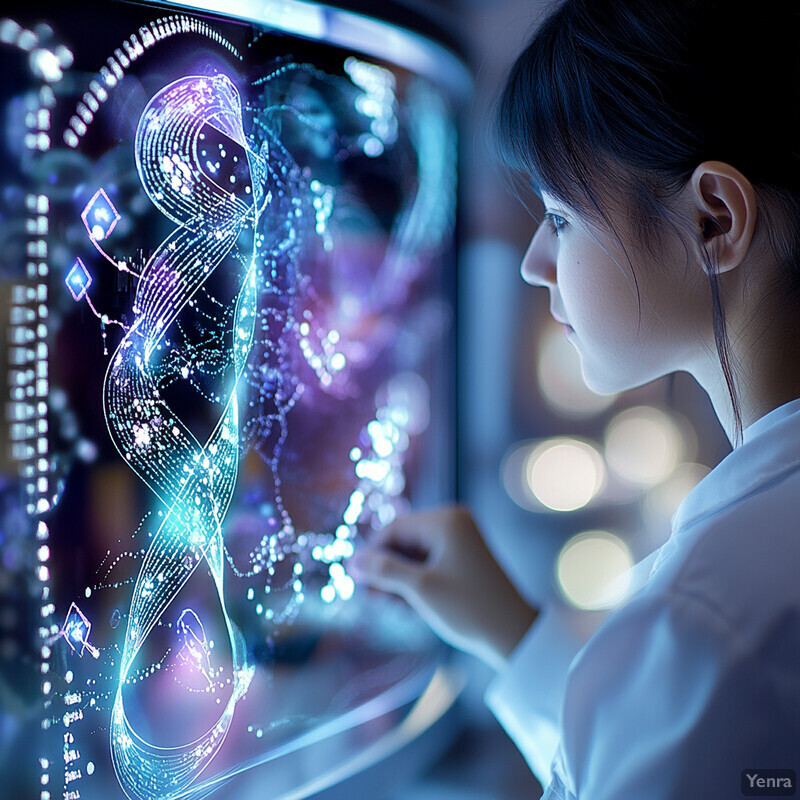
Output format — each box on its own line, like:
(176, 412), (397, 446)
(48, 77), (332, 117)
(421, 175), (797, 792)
(0, 2), (461, 797)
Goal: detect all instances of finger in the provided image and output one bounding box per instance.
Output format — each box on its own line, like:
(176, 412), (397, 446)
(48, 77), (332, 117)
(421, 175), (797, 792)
(350, 546), (424, 598)
(370, 505), (457, 551)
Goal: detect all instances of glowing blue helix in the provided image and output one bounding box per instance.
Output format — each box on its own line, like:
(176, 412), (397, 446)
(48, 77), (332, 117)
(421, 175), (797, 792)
(104, 74), (266, 800)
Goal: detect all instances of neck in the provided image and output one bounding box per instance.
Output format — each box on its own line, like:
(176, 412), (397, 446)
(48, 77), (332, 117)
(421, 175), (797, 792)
(690, 313), (800, 447)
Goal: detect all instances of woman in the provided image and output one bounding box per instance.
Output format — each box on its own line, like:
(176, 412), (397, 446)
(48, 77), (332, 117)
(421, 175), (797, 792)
(353, 1), (800, 798)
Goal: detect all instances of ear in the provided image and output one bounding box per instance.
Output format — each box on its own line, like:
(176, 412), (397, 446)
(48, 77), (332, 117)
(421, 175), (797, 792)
(689, 160), (757, 274)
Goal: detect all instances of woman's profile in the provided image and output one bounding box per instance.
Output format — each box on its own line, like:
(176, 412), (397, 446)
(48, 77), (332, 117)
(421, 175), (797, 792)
(353, 0), (800, 797)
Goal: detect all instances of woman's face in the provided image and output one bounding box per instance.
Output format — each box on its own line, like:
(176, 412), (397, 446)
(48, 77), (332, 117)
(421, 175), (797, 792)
(521, 190), (711, 394)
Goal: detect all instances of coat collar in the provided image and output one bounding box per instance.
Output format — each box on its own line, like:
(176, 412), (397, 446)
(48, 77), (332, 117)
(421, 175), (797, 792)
(672, 397), (800, 535)
(648, 397), (800, 580)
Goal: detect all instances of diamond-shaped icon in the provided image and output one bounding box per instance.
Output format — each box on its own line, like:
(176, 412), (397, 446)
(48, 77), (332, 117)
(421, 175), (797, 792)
(65, 258), (92, 301)
(61, 602), (93, 655)
(81, 188), (120, 242)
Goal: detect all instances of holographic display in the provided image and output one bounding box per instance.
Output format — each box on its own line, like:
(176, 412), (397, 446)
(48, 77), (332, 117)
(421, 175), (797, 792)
(0, 3), (459, 799)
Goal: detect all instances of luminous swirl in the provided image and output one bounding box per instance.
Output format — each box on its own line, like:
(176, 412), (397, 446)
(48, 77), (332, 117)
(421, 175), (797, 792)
(104, 74), (266, 800)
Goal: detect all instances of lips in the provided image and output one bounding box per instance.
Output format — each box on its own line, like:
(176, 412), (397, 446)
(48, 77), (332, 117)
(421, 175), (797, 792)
(550, 297), (571, 328)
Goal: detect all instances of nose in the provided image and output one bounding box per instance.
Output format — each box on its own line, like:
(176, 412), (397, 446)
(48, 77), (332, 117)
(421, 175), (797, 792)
(520, 222), (557, 287)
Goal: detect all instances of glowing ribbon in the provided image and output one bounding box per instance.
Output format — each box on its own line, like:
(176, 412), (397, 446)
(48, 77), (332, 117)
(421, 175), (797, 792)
(104, 74), (266, 800)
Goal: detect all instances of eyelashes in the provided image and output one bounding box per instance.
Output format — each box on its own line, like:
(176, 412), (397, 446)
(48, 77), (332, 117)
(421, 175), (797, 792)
(543, 211), (568, 237)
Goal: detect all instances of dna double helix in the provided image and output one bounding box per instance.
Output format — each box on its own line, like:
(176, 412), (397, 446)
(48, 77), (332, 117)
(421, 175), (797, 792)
(104, 74), (266, 800)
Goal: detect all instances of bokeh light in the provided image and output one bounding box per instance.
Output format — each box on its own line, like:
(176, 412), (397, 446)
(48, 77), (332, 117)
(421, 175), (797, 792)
(642, 462), (710, 527)
(502, 437), (606, 512)
(556, 530), (633, 610)
(604, 405), (683, 486)
(537, 322), (617, 417)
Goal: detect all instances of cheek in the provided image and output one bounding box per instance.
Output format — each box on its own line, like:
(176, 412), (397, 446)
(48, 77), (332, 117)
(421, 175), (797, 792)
(559, 244), (641, 341)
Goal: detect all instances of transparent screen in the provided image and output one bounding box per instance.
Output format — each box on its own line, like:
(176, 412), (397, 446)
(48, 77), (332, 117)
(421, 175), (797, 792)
(0, 3), (458, 798)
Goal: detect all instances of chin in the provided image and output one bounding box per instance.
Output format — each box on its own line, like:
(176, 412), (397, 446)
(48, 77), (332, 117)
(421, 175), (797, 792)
(579, 358), (658, 396)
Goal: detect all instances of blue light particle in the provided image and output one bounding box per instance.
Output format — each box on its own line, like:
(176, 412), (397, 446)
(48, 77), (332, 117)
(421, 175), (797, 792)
(60, 602), (94, 656)
(65, 258), (92, 301)
(81, 187), (121, 241)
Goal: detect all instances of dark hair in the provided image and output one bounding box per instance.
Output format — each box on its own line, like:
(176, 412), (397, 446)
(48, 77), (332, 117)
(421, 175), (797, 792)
(496, 0), (800, 444)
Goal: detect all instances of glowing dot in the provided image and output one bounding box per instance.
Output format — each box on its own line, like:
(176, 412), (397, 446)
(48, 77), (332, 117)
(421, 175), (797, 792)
(321, 585), (336, 603)
(556, 531), (633, 610)
(29, 48), (62, 82)
(86, 762), (95, 776)
(362, 136), (384, 158)
(604, 406), (683, 486)
(355, 459), (390, 482)
(335, 575), (355, 601)
(507, 438), (605, 512)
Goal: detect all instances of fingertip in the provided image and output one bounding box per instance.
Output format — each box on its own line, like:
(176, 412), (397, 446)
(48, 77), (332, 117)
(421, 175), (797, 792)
(350, 547), (423, 597)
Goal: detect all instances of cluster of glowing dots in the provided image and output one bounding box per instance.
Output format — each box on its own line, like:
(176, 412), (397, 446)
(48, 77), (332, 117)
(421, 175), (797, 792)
(344, 56), (398, 158)
(310, 179), (334, 250)
(0, 17), (74, 85)
(297, 320), (346, 388)
(62, 15), (242, 149)
(556, 530), (633, 610)
(312, 376), (424, 604)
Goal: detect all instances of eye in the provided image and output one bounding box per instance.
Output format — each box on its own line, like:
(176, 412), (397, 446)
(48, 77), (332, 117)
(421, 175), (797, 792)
(543, 212), (568, 237)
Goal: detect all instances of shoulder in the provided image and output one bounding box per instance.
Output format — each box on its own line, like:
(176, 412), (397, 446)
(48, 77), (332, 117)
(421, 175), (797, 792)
(558, 555), (800, 798)
(653, 466), (800, 637)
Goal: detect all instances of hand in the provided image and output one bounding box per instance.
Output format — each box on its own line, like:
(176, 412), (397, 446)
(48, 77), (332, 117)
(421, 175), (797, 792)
(350, 505), (538, 671)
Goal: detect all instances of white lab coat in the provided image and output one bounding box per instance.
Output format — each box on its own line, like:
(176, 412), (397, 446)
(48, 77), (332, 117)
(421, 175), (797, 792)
(486, 398), (800, 799)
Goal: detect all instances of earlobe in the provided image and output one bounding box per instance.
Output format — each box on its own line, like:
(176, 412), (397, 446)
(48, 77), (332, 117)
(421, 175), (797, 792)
(690, 161), (757, 273)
